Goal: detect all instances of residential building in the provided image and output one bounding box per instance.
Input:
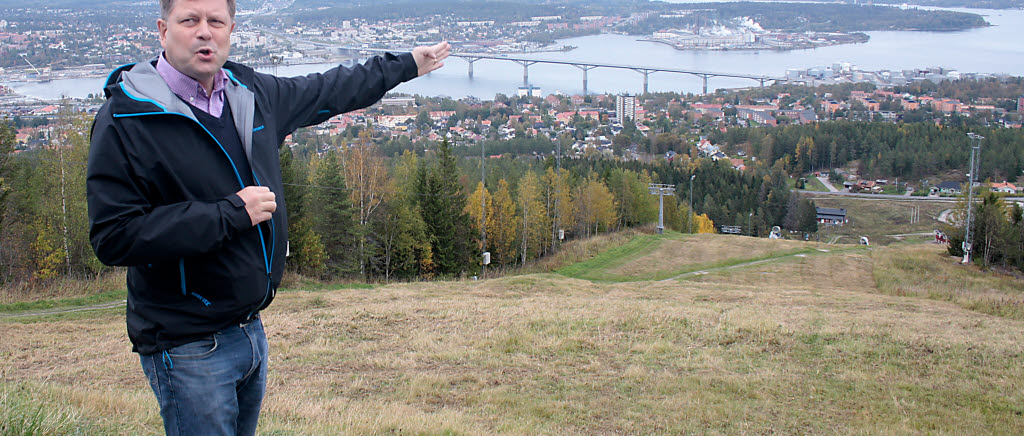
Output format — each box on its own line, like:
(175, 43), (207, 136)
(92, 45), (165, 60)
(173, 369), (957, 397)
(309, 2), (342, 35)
(933, 181), (963, 194)
(990, 182), (1020, 193)
(615, 94), (636, 123)
(816, 207), (848, 225)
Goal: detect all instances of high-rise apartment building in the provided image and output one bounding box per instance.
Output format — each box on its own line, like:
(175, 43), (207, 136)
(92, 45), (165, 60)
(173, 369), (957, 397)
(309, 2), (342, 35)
(615, 94), (636, 124)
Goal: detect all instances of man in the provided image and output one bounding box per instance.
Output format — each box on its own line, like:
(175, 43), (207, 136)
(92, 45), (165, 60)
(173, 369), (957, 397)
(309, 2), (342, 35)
(86, 0), (448, 433)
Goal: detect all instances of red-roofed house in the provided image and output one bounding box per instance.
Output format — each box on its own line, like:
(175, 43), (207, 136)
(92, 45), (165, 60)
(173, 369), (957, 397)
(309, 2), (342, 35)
(990, 182), (1020, 193)
(32, 105), (58, 115)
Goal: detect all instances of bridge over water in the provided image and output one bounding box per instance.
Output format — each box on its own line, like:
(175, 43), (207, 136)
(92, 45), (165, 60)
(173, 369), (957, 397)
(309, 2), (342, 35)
(270, 39), (782, 95)
(449, 52), (778, 95)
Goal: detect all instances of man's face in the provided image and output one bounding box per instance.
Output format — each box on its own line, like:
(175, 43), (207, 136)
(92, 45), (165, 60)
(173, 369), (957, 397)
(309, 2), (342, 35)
(157, 0), (234, 90)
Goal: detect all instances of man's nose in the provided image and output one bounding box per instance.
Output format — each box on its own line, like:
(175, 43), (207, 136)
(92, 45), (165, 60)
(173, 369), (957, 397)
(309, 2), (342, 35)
(196, 19), (212, 39)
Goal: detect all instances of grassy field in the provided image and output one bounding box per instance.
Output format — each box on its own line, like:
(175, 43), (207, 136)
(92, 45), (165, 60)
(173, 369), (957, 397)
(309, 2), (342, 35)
(808, 197), (953, 245)
(2, 234), (1024, 434)
(556, 232), (828, 282)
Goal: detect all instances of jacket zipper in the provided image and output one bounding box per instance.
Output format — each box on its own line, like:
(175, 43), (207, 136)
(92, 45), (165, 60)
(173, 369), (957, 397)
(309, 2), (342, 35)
(113, 110), (275, 311)
(179, 258), (187, 295)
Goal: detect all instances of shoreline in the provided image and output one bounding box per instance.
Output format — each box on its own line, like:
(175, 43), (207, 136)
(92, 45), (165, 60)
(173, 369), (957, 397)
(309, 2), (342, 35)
(640, 33), (872, 52)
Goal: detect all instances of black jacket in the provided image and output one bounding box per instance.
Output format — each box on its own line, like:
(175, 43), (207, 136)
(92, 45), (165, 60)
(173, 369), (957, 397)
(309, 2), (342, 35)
(88, 54), (417, 354)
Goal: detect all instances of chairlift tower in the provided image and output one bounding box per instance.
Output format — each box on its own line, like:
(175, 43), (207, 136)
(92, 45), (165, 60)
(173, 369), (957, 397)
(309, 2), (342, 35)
(648, 184), (675, 234)
(963, 133), (983, 264)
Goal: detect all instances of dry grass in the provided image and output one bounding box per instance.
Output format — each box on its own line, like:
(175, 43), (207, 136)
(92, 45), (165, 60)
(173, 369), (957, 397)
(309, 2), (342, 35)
(2, 237), (1024, 434)
(808, 197), (951, 245)
(873, 243), (1024, 320)
(0, 270), (125, 305)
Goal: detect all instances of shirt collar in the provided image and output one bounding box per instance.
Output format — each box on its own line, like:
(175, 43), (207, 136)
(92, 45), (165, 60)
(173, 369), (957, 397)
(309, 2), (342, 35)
(155, 53), (228, 101)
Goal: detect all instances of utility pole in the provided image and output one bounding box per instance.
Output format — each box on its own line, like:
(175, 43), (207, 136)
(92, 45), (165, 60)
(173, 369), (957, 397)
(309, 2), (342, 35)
(481, 140), (488, 275)
(554, 140), (562, 249)
(688, 174), (695, 234)
(648, 184), (675, 234)
(963, 133), (983, 264)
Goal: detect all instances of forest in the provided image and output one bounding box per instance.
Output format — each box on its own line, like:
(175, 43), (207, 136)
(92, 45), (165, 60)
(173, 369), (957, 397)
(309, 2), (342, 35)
(946, 194), (1024, 272)
(277, 0), (647, 24)
(1, 113), (749, 286)
(708, 122), (1024, 185)
(695, 2), (987, 32)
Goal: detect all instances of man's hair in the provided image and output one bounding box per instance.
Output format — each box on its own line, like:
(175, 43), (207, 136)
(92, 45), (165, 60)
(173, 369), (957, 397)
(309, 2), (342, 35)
(160, 0), (236, 20)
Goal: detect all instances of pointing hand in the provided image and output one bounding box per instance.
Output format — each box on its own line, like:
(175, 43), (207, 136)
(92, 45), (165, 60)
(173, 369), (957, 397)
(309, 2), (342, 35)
(412, 41), (451, 77)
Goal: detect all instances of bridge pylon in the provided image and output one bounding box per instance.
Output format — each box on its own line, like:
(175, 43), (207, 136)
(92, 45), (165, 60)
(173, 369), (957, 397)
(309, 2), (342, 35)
(632, 68), (656, 95)
(464, 57), (481, 79)
(513, 60), (539, 87)
(574, 64), (596, 95)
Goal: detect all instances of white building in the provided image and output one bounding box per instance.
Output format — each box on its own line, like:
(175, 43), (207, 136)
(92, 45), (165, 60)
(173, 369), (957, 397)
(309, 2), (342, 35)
(615, 94), (636, 123)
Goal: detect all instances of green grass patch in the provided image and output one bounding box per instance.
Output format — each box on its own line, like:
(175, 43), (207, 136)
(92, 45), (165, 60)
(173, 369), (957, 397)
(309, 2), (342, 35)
(557, 232), (853, 282)
(554, 233), (668, 281)
(0, 289), (126, 314)
(1, 383), (106, 435)
(802, 176), (830, 192)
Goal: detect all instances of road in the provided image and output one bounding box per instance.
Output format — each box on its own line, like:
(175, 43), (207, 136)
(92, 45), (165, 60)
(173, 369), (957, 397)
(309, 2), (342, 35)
(816, 176), (840, 193)
(804, 191), (959, 201)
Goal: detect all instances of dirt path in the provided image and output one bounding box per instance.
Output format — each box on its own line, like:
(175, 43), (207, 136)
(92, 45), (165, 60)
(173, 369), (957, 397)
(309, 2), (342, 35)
(937, 209), (953, 224)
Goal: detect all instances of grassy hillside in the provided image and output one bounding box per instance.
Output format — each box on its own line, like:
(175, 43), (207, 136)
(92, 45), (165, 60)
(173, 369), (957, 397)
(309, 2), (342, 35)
(2, 234), (1023, 434)
(808, 196), (953, 245)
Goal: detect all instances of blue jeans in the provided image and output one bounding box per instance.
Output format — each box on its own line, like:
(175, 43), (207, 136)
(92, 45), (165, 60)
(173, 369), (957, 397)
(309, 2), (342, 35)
(140, 316), (268, 436)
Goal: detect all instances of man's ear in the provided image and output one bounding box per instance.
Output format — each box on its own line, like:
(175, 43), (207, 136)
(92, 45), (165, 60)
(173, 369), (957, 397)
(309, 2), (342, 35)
(157, 19), (167, 48)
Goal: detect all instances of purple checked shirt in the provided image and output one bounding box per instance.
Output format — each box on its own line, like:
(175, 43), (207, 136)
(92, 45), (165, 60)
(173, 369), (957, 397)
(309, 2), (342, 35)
(156, 54), (229, 117)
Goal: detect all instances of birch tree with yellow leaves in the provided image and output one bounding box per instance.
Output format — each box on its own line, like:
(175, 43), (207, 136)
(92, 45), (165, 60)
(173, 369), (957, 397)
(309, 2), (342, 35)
(542, 167), (575, 252)
(342, 130), (389, 276)
(575, 173), (618, 237)
(488, 179), (520, 265)
(517, 171), (548, 264)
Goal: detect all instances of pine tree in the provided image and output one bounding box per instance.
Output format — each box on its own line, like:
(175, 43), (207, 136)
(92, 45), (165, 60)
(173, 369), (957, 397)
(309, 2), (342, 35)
(418, 139), (474, 276)
(0, 120), (13, 282)
(797, 199), (819, 234)
(308, 150), (359, 278)
(0, 119), (13, 233)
